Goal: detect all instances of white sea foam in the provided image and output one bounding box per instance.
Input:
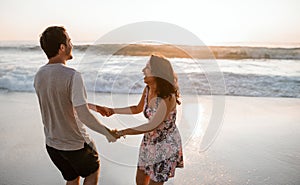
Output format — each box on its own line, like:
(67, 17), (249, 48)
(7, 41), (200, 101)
(0, 43), (299, 98)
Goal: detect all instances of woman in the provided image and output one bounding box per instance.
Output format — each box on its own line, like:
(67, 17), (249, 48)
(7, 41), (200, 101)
(89, 54), (184, 185)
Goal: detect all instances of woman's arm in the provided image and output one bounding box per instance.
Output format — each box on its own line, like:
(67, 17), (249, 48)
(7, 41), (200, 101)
(87, 87), (147, 116)
(117, 95), (176, 136)
(111, 87), (147, 115)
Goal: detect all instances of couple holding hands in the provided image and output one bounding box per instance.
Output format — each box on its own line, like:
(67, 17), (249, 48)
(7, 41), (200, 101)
(34, 26), (183, 185)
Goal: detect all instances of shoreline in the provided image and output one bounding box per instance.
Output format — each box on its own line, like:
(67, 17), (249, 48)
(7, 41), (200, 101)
(0, 90), (299, 99)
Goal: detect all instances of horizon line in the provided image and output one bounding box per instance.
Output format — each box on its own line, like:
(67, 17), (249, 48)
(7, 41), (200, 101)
(0, 40), (300, 48)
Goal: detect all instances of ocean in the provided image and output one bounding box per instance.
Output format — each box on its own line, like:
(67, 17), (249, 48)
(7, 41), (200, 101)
(0, 41), (299, 98)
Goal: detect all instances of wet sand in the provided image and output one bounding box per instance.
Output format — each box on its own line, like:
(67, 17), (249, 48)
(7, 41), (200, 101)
(0, 92), (299, 185)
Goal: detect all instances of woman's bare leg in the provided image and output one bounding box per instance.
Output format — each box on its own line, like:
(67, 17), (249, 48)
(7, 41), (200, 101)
(148, 179), (164, 185)
(136, 169), (150, 185)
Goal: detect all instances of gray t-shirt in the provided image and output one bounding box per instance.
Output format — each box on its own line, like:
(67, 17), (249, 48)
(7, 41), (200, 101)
(34, 63), (92, 150)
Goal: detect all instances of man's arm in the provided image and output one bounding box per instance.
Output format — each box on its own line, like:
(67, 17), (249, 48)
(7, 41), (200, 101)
(71, 71), (118, 141)
(75, 104), (118, 142)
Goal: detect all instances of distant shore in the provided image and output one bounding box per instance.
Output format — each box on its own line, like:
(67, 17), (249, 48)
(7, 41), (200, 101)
(1, 41), (300, 60)
(74, 44), (300, 60)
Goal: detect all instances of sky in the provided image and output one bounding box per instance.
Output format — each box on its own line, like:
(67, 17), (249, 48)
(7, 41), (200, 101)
(0, 0), (299, 45)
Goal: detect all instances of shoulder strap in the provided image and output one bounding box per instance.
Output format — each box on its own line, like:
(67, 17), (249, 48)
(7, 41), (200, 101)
(144, 86), (149, 106)
(155, 96), (161, 109)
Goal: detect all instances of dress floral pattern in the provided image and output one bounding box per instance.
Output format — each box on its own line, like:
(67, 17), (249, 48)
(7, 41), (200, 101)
(138, 86), (184, 182)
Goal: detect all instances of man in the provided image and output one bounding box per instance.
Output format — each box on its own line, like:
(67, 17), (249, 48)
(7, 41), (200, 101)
(34, 26), (117, 185)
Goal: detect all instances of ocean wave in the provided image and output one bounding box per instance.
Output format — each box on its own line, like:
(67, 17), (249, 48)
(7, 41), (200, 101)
(0, 44), (299, 98)
(0, 45), (41, 52)
(0, 67), (299, 98)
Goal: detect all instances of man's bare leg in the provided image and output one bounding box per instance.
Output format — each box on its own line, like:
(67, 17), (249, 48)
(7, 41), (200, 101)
(83, 168), (100, 185)
(66, 177), (80, 185)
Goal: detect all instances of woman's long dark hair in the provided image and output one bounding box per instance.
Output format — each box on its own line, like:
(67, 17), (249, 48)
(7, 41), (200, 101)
(149, 54), (181, 105)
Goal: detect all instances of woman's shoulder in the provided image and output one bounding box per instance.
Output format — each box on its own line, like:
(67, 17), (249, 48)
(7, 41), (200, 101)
(142, 85), (149, 96)
(162, 94), (176, 108)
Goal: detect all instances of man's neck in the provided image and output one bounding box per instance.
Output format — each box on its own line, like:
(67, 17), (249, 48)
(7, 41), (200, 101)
(48, 56), (66, 65)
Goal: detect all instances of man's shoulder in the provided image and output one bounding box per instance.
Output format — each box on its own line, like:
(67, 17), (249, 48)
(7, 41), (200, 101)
(60, 64), (77, 74)
(38, 64), (78, 74)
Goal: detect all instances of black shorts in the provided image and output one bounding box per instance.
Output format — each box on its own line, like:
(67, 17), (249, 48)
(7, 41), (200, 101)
(46, 142), (100, 181)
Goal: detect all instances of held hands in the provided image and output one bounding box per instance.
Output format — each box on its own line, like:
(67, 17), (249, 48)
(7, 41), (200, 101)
(88, 104), (114, 117)
(105, 128), (126, 143)
(88, 104), (124, 142)
(115, 130), (126, 139)
(96, 106), (114, 117)
(105, 128), (119, 143)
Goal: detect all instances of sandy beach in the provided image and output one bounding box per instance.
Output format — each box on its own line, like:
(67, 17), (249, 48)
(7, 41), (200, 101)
(0, 92), (299, 185)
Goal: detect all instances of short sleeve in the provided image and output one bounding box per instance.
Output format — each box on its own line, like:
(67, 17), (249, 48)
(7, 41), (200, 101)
(71, 71), (87, 107)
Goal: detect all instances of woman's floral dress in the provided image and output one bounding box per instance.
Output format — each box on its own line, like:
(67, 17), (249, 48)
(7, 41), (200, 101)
(138, 86), (184, 182)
